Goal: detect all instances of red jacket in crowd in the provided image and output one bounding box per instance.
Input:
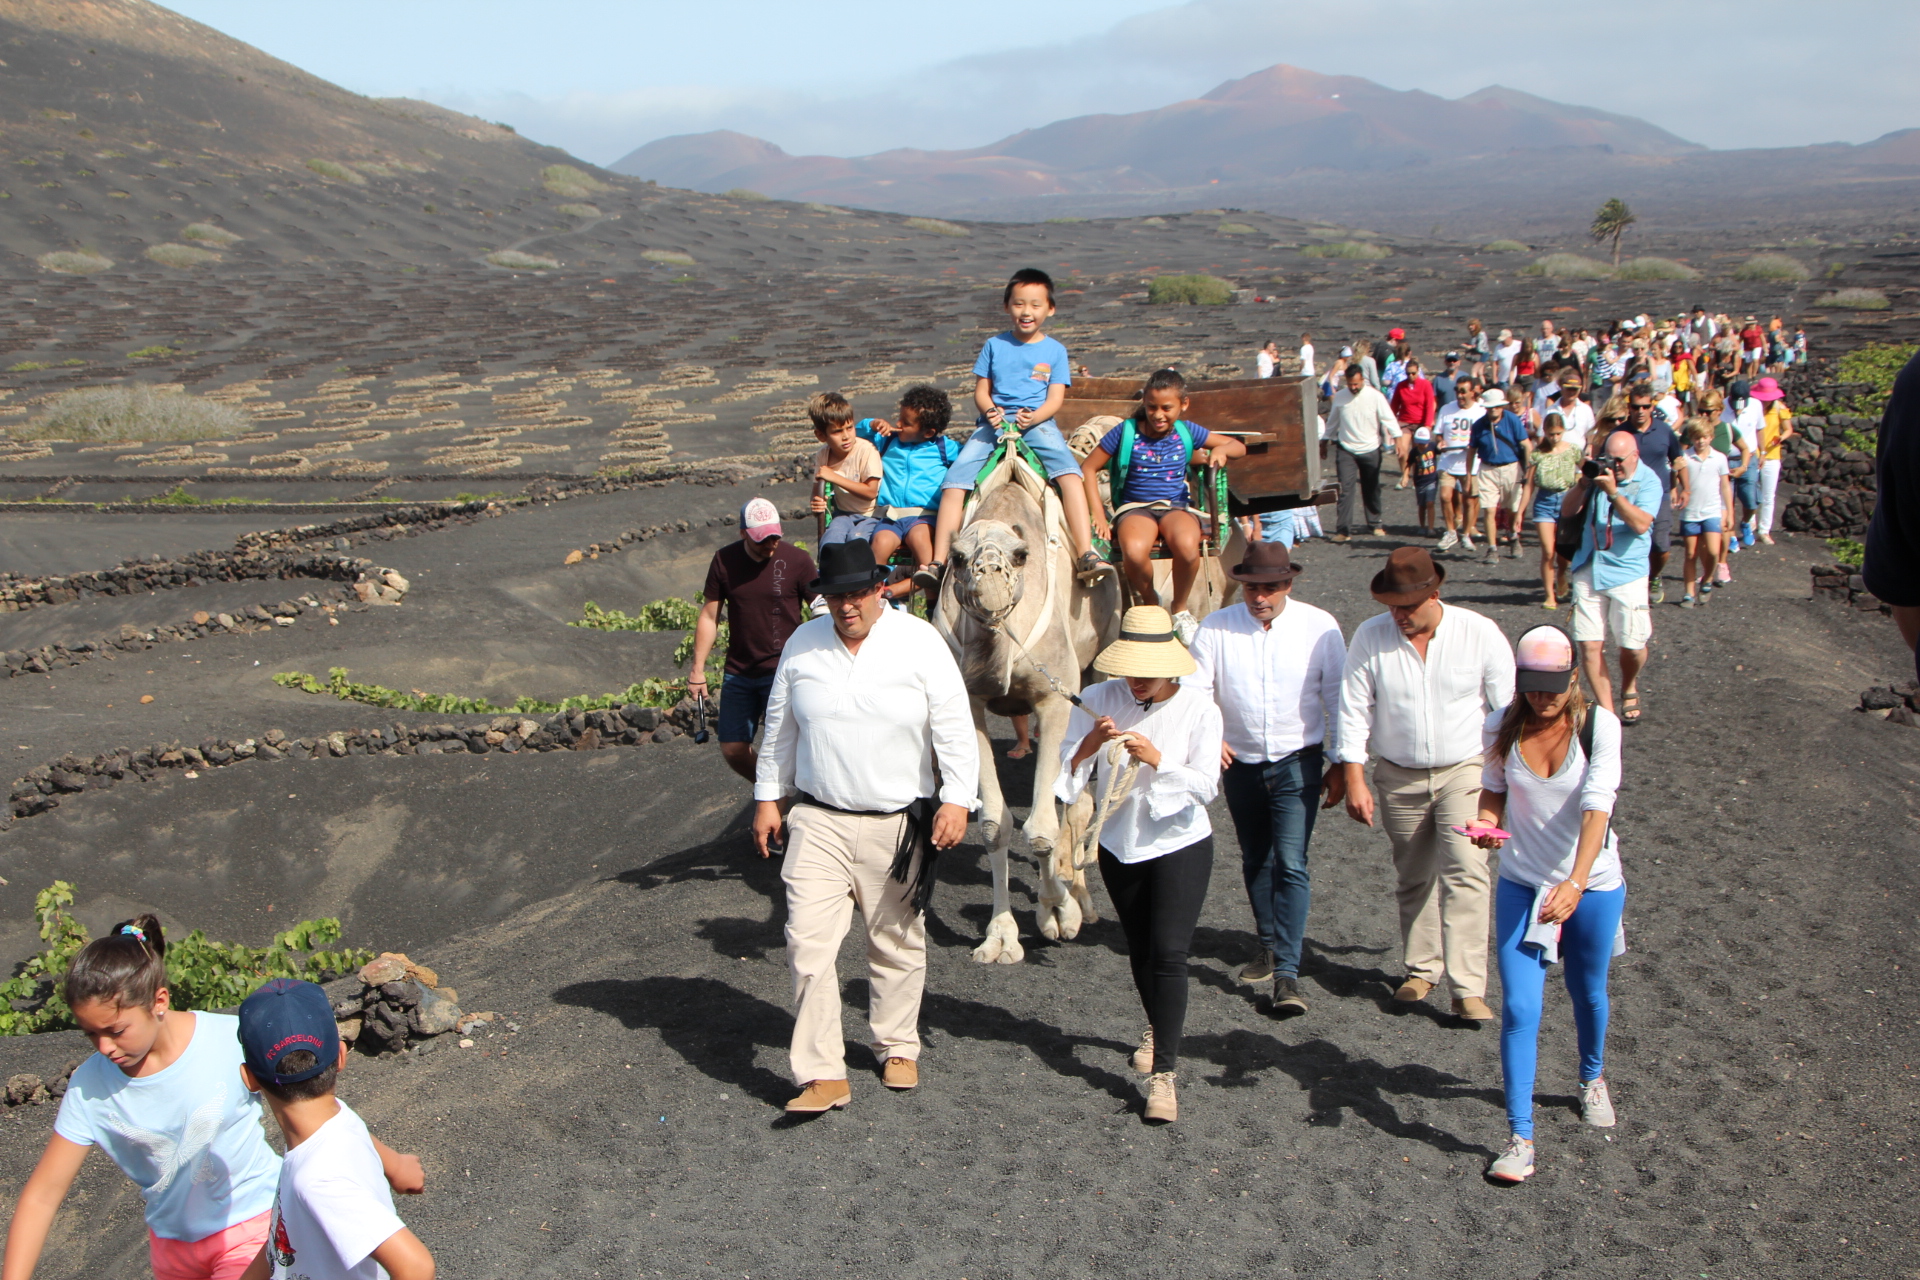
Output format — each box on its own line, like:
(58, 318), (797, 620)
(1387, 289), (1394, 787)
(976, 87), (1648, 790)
(1391, 376), (1436, 427)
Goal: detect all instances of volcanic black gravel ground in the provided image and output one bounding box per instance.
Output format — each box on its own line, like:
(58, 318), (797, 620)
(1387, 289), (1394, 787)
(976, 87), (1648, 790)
(3, 475), (1916, 1280)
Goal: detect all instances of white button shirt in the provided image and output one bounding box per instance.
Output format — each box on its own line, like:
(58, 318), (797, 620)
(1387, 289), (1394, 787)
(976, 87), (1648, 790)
(1188, 599), (1345, 764)
(754, 608), (979, 812)
(1056, 680), (1221, 863)
(1333, 603), (1515, 769)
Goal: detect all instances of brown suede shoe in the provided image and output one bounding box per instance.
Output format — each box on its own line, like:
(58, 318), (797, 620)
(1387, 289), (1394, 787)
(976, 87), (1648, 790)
(1452, 996), (1495, 1022)
(1144, 1071), (1178, 1123)
(882, 1058), (918, 1090)
(785, 1079), (851, 1112)
(1393, 977), (1435, 1003)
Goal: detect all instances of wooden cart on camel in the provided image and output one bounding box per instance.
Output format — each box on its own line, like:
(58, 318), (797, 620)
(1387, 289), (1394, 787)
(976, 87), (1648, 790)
(1056, 373), (1332, 619)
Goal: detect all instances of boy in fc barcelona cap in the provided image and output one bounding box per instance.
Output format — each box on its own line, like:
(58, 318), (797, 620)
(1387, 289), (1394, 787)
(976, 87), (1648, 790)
(236, 979), (434, 1280)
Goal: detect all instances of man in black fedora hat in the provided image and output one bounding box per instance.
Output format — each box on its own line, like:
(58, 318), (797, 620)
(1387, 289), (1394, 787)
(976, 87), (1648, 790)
(1332, 546), (1514, 1022)
(752, 539), (979, 1111)
(1189, 539), (1347, 1016)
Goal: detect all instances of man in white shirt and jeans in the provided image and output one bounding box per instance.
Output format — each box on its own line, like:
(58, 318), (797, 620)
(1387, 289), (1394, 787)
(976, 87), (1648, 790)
(753, 539), (979, 1112)
(1335, 547), (1516, 1021)
(1325, 363), (1401, 541)
(1189, 541), (1346, 1017)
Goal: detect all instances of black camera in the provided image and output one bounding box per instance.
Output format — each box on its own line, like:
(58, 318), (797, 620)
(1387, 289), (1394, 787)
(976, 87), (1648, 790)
(1581, 455), (1624, 481)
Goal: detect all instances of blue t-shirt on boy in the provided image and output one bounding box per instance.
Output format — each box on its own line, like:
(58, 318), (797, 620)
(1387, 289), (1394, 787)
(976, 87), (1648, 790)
(974, 332), (1071, 416)
(857, 419), (953, 512)
(1097, 421), (1213, 505)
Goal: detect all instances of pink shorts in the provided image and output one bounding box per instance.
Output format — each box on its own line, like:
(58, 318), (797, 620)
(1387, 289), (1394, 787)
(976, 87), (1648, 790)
(149, 1210), (272, 1280)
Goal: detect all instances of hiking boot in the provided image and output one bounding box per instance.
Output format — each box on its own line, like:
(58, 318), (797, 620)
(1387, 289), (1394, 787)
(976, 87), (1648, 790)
(1436, 529), (1459, 550)
(1076, 551), (1114, 585)
(1173, 610), (1199, 646)
(911, 561), (944, 592)
(1487, 1135), (1535, 1183)
(785, 1079), (851, 1112)
(1580, 1077), (1616, 1128)
(1507, 537), (1522, 559)
(1271, 975), (1308, 1017)
(1236, 954), (1275, 985)
(1452, 996), (1495, 1022)
(881, 1057), (918, 1090)
(1393, 977), (1434, 1004)
(1131, 1025), (1155, 1074)
(1144, 1071), (1178, 1123)
(1330, 533), (1352, 544)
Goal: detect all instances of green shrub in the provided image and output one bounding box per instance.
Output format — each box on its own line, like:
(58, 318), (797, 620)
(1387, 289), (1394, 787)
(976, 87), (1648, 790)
(1299, 241), (1390, 260)
(541, 164), (609, 198)
(129, 345), (179, 360)
(1732, 253), (1810, 282)
(724, 188), (769, 201)
(0, 882), (371, 1035)
(1523, 253), (1614, 279)
(555, 203), (601, 218)
(642, 249), (695, 265)
(1045, 216), (1086, 224)
(144, 485), (248, 506)
(181, 222), (241, 246)
(1148, 274), (1234, 305)
(9, 361), (49, 372)
(486, 250), (560, 270)
(1217, 222), (1257, 235)
(306, 158), (365, 184)
(571, 598), (700, 631)
(273, 666), (696, 714)
(17, 384), (248, 442)
(146, 243), (221, 268)
(1613, 257), (1700, 281)
(1482, 240), (1529, 253)
(36, 249), (112, 275)
(1816, 288), (1890, 310)
(1139, 216), (1166, 226)
(904, 217), (968, 237)
(1827, 536), (1865, 568)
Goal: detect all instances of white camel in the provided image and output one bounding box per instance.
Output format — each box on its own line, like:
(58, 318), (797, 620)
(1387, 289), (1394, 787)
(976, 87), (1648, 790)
(935, 448), (1120, 963)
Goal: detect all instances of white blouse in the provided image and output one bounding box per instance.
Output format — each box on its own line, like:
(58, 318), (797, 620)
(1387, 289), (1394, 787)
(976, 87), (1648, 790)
(1056, 680), (1222, 863)
(1479, 706), (1624, 892)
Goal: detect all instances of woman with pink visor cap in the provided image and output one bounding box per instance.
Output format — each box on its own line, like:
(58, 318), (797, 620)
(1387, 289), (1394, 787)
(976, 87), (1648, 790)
(1463, 624), (1627, 1184)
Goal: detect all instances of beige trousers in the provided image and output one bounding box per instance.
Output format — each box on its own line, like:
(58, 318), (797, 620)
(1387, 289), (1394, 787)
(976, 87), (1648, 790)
(1374, 757), (1491, 1000)
(782, 803), (926, 1084)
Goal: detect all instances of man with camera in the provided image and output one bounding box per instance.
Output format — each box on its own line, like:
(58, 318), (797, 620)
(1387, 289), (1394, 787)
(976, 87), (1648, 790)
(1561, 432), (1659, 724)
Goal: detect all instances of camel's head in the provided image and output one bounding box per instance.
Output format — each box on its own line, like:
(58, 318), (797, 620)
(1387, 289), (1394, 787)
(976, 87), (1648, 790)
(949, 519), (1030, 623)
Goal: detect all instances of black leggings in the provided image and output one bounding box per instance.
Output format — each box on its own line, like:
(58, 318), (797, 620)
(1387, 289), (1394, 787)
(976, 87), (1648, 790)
(1098, 837), (1214, 1073)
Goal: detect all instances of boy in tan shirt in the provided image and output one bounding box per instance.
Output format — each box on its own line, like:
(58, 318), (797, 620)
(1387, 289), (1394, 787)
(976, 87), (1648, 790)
(807, 391), (884, 545)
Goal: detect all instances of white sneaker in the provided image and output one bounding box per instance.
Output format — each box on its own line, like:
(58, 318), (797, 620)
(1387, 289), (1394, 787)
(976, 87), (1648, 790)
(1437, 529), (1459, 550)
(1488, 1135), (1535, 1183)
(1580, 1077), (1616, 1128)
(1173, 610), (1199, 646)
(1461, 533), (1477, 551)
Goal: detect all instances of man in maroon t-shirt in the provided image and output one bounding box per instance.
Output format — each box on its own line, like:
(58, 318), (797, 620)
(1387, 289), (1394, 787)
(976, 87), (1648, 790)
(689, 498), (818, 780)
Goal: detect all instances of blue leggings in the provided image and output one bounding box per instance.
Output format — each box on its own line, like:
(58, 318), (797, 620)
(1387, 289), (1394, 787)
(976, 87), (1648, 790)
(1495, 876), (1626, 1139)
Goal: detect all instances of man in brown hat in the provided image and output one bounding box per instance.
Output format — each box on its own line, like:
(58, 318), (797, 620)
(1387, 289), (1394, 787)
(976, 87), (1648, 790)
(1333, 547), (1515, 1021)
(1190, 540), (1347, 1017)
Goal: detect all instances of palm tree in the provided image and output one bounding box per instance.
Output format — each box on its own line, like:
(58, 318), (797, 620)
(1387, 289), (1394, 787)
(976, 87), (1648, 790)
(1590, 198), (1636, 267)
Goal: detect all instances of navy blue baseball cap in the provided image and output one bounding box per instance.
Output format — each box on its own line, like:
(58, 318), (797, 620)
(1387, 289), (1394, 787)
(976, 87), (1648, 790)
(238, 978), (340, 1085)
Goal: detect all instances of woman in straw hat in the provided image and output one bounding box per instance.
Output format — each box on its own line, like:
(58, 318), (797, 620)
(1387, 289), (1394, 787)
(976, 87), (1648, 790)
(1464, 624), (1627, 1184)
(1057, 605), (1224, 1124)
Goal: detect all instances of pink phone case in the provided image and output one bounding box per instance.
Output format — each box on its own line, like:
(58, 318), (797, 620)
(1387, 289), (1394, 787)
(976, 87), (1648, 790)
(1451, 824), (1512, 840)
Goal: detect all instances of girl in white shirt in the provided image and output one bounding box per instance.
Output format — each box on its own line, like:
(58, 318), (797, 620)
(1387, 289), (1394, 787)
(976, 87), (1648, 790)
(1464, 625), (1626, 1184)
(1058, 605), (1223, 1125)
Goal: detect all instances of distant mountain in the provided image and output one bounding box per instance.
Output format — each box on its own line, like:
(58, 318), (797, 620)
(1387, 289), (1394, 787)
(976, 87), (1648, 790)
(612, 64), (1703, 206)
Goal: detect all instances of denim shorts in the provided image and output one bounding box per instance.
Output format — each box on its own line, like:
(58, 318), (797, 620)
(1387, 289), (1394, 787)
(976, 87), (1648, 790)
(1733, 467), (1761, 509)
(821, 513), (881, 546)
(1415, 477), (1439, 505)
(1680, 516), (1722, 536)
(871, 511), (933, 541)
(1530, 490), (1564, 523)
(943, 420), (1081, 490)
(717, 671), (777, 744)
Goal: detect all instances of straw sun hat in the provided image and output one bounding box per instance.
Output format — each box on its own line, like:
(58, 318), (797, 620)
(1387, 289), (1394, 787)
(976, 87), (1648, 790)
(1094, 605), (1196, 678)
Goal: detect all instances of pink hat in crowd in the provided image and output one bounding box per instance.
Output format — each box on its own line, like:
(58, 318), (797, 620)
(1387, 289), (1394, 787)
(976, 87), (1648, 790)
(1750, 377), (1785, 402)
(1514, 624), (1576, 694)
(740, 497), (783, 541)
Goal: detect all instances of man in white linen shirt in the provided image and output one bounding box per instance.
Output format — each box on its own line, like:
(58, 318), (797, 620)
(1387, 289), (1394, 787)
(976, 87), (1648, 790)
(1326, 363), (1401, 542)
(1189, 541), (1346, 1018)
(752, 539), (979, 1112)
(1334, 546), (1516, 1022)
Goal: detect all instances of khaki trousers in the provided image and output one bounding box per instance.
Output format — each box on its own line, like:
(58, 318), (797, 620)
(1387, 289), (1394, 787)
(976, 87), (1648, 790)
(782, 803), (926, 1084)
(1374, 757), (1491, 1000)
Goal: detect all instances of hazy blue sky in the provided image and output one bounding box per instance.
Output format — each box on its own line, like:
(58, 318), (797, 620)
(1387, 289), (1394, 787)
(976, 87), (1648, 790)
(170, 0), (1920, 164)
